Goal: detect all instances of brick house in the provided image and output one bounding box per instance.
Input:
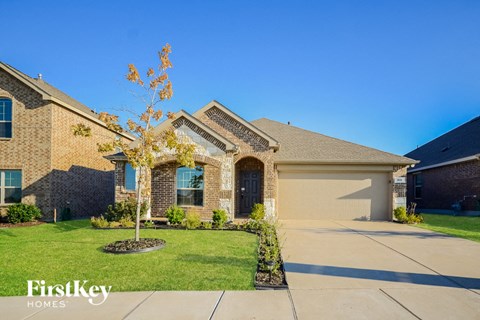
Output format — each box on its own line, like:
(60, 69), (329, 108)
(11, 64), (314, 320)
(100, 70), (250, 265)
(405, 116), (480, 214)
(0, 62), (133, 220)
(109, 101), (415, 221)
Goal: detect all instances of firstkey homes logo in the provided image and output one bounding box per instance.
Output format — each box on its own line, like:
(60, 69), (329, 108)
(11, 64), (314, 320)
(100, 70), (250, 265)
(27, 280), (112, 307)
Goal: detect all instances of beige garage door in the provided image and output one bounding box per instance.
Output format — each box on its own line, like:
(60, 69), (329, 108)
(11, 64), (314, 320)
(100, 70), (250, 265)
(278, 171), (390, 220)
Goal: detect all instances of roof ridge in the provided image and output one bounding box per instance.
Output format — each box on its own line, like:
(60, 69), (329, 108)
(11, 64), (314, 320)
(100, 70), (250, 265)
(407, 115), (480, 153)
(253, 117), (406, 159)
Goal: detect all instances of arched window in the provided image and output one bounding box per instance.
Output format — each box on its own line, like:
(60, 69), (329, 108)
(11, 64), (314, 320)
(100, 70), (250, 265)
(176, 166), (204, 206)
(0, 98), (12, 138)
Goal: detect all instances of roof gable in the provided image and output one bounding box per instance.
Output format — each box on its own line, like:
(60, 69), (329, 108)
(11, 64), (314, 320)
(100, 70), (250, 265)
(0, 62), (133, 140)
(193, 100), (279, 150)
(405, 116), (480, 170)
(252, 118), (415, 165)
(139, 109), (237, 152)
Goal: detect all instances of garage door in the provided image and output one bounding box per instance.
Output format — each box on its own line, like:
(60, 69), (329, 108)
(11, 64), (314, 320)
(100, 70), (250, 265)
(278, 171), (390, 220)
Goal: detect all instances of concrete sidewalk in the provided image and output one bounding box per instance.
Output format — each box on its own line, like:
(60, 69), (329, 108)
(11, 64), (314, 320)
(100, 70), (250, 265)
(1, 290), (296, 320)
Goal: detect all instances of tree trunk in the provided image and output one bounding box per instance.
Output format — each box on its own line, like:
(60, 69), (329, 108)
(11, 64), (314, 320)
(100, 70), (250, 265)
(134, 166), (143, 241)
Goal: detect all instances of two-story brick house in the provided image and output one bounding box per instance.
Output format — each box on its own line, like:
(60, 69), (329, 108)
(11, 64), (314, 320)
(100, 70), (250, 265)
(0, 62), (133, 220)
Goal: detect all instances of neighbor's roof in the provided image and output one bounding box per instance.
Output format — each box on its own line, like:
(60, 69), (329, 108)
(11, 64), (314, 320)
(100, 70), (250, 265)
(405, 116), (480, 171)
(0, 62), (97, 117)
(252, 118), (416, 165)
(0, 62), (134, 140)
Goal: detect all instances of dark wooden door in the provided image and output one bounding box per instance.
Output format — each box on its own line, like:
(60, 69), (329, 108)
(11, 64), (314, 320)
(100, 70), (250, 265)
(240, 171), (260, 213)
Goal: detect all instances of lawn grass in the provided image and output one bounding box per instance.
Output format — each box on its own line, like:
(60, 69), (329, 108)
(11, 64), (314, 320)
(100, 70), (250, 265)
(416, 213), (480, 243)
(0, 220), (258, 296)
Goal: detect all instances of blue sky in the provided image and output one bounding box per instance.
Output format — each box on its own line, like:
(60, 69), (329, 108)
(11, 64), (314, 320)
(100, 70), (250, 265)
(1, 0), (479, 155)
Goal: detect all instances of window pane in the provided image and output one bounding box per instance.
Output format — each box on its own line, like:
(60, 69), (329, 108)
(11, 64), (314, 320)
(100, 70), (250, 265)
(0, 122), (12, 138)
(5, 170), (21, 187)
(0, 98), (12, 121)
(125, 163), (136, 190)
(5, 188), (21, 203)
(176, 166), (204, 189)
(177, 190), (204, 206)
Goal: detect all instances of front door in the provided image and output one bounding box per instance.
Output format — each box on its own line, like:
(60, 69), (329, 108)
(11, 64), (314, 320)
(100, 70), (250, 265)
(240, 171), (261, 214)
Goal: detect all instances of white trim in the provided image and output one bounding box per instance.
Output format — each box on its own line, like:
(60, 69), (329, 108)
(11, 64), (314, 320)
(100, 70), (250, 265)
(409, 154), (480, 173)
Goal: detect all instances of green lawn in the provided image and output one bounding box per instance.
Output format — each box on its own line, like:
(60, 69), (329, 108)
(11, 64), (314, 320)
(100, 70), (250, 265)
(0, 220), (258, 296)
(416, 213), (480, 243)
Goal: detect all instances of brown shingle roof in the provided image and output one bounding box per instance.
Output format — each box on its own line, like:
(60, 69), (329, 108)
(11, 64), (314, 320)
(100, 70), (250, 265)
(405, 116), (480, 170)
(252, 118), (415, 165)
(0, 62), (99, 118)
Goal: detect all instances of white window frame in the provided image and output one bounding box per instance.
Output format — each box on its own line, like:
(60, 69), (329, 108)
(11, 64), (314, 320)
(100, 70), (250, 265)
(176, 166), (204, 207)
(0, 98), (13, 139)
(0, 170), (22, 205)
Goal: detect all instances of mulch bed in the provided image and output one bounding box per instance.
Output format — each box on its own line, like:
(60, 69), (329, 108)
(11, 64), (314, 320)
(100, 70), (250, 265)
(103, 238), (166, 254)
(255, 267), (288, 289)
(0, 221), (45, 228)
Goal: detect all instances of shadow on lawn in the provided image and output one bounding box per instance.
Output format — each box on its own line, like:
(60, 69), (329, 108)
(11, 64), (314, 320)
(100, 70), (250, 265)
(52, 221), (86, 232)
(0, 229), (17, 237)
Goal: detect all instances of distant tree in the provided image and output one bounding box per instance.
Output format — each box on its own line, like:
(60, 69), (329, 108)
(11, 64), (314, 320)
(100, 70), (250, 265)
(73, 44), (195, 241)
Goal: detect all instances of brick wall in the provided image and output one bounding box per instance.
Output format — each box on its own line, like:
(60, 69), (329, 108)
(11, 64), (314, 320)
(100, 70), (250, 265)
(50, 104), (126, 218)
(407, 160), (480, 211)
(0, 70), (53, 215)
(150, 160), (221, 219)
(0, 68), (133, 220)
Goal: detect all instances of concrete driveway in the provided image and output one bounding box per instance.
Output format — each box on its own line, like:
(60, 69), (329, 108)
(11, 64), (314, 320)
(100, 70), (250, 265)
(280, 220), (480, 320)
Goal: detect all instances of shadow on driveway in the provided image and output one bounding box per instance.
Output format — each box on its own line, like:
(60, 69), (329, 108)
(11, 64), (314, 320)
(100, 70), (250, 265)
(285, 262), (480, 289)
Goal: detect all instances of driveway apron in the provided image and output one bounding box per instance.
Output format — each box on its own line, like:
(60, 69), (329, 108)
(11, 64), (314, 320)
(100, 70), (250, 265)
(280, 220), (480, 319)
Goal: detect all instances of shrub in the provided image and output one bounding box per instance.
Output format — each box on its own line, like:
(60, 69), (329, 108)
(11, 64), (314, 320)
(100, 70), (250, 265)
(393, 207), (407, 222)
(7, 203), (42, 224)
(144, 220), (154, 228)
(183, 210), (201, 230)
(119, 217), (135, 228)
(201, 221), (213, 229)
(90, 216), (109, 228)
(108, 221), (121, 228)
(165, 205), (185, 225)
(105, 198), (147, 222)
(212, 209), (228, 228)
(393, 205), (423, 224)
(249, 203), (265, 221)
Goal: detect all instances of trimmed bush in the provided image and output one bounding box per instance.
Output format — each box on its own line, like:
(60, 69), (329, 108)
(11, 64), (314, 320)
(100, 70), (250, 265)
(249, 203), (265, 221)
(165, 205), (185, 225)
(212, 209), (228, 228)
(144, 220), (155, 228)
(183, 210), (201, 230)
(105, 198), (147, 222)
(7, 203), (42, 224)
(90, 216), (109, 228)
(119, 217), (135, 228)
(393, 207), (407, 222)
(201, 221), (213, 229)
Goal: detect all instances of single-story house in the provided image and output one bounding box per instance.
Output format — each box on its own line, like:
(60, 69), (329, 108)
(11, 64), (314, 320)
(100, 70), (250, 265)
(107, 101), (415, 221)
(405, 116), (480, 214)
(0, 62), (133, 220)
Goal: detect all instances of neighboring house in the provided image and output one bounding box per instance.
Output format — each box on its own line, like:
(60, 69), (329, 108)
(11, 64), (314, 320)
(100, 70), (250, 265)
(108, 101), (415, 221)
(0, 62), (133, 220)
(405, 116), (480, 214)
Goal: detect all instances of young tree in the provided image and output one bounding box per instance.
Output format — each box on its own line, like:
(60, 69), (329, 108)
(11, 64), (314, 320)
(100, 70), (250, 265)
(73, 44), (195, 241)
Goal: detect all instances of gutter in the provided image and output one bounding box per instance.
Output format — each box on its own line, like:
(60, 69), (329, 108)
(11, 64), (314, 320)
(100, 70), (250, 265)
(274, 159), (419, 166)
(409, 154), (480, 173)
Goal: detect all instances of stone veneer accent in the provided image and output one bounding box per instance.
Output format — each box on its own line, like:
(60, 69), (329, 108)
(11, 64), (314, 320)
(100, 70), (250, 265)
(113, 104), (278, 219)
